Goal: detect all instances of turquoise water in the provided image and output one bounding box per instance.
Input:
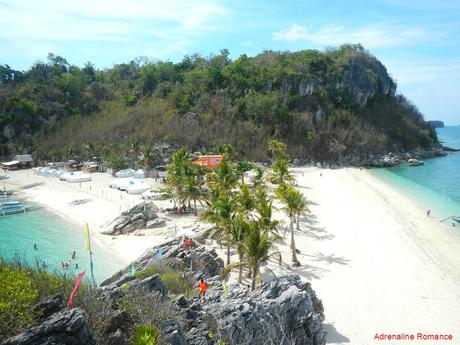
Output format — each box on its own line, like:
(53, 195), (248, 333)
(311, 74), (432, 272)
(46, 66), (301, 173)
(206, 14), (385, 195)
(0, 207), (122, 284)
(371, 126), (460, 220)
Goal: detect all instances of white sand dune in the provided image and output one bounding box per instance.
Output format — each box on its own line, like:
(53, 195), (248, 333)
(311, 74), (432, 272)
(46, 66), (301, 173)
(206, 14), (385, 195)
(3, 167), (460, 344)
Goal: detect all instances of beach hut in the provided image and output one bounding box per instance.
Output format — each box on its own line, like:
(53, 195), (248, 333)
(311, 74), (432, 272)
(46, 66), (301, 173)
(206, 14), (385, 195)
(14, 154), (35, 168)
(194, 155), (223, 169)
(1, 160), (20, 170)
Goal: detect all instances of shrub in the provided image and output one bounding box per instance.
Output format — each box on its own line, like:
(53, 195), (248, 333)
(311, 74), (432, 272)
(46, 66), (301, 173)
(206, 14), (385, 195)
(135, 267), (158, 280)
(130, 324), (160, 345)
(159, 271), (193, 297)
(0, 264), (38, 337)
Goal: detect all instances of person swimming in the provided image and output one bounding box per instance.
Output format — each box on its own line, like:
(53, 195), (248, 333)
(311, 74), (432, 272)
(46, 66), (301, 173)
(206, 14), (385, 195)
(33, 243), (37, 250)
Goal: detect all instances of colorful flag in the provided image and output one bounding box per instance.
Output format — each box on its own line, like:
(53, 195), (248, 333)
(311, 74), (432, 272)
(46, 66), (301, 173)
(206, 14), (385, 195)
(130, 263), (136, 277)
(67, 271), (85, 308)
(84, 223), (91, 252)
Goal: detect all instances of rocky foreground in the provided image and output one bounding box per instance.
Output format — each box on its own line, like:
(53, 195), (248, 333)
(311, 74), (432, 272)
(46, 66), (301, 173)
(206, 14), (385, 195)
(2, 237), (327, 345)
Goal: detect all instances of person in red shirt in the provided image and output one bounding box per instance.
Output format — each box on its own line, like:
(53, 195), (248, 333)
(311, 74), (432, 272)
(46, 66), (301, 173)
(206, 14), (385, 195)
(198, 278), (208, 301)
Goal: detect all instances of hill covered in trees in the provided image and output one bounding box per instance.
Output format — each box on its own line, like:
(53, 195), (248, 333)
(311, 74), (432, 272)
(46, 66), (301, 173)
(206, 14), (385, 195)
(0, 45), (438, 163)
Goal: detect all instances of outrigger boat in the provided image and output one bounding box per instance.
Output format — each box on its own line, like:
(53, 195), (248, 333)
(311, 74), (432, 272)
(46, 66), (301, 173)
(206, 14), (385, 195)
(440, 216), (460, 224)
(0, 203), (32, 216)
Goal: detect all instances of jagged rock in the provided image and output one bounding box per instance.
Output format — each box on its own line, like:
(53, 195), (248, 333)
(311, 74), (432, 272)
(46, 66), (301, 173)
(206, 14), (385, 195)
(106, 329), (128, 345)
(34, 294), (63, 320)
(160, 318), (187, 345)
(174, 294), (188, 308)
(187, 275), (326, 345)
(129, 274), (166, 296)
(102, 310), (132, 335)
(1, 308), (95, 345)
(146, 218), (166, 229)
(104, 203), (161, 235)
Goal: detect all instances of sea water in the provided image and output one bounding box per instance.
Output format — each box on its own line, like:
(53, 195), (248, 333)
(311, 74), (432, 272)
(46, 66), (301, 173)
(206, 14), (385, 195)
(0, 207), (123, 283)
(371, 126), (460, 220)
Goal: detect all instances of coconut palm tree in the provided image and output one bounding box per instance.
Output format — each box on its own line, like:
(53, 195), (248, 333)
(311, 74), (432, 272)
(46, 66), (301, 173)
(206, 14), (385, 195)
(234, 160), (253, 184)
(207, 155), (238, 192)
(270, 157), (294, 185)
(254, 186), (279, 236)
(267, 139), (287, 159)
(252, 166), (264, 188)
(202, 190), (237, 266)
(276, 184), (303, 267)
(244, 223), (279, 290)
(139, 145), (159, 171)
(230, 211), (250, 283)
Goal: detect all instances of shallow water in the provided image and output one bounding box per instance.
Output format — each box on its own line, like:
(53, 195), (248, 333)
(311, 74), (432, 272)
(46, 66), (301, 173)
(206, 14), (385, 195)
(371, 126), (460, 221)
(0, 207), (121, 283)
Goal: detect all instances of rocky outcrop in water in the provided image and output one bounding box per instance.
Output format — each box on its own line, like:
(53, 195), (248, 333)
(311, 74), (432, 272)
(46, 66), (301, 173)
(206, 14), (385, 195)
(1, 308), (95, 345)
(102, 203), (166, 235)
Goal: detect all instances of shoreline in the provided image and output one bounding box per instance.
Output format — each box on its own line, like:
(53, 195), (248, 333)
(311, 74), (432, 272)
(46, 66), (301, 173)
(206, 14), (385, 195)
(2, 167), (460, 344)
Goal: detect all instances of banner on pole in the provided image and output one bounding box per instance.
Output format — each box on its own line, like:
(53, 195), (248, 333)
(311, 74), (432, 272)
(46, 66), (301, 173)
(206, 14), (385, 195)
(67, 271), (85, 308)
(84, 223), (91, 252)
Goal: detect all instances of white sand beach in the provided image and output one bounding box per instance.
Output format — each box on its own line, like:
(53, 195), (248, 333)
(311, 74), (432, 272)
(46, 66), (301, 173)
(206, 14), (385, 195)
(3, 167), (460, 344)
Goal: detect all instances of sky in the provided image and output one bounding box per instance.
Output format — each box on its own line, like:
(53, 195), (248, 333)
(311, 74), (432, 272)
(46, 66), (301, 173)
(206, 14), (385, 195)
(1, 0), (459, 125)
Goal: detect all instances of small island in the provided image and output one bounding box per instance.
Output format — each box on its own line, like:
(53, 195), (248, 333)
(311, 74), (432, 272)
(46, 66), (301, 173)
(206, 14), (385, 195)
(427, 120), (445, 128)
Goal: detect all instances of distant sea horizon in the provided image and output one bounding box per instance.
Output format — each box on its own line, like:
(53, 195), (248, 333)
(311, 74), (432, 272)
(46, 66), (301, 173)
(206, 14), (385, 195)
(371, 126), (460, 225)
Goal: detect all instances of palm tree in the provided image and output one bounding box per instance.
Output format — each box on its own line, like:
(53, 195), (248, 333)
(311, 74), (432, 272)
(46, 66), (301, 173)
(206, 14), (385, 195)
(166, 148), (191, 208)
(234, 160), (253, 184)
(252, 166), (264, 188)
(244, 223), (279, 290)
(81, 141), (94, 160)
(183, 174), (202, 216)
(254, 186), (279, 236)
(267, 139), (287, 159)
(270, 157), (294, 185)
(139, 145), (159, 171)
(207, 155), (238, 192)
(230, 211), (250, 283)
(276, 184), (303, 267)
(202, 190), (237, 266)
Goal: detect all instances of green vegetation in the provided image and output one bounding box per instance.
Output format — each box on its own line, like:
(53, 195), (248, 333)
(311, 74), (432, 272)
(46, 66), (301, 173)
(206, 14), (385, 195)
(0, 45), (437, 162)
(131, 324), (160, 345)
(159, 271), (193, 297)
(0, 260), (75, 338)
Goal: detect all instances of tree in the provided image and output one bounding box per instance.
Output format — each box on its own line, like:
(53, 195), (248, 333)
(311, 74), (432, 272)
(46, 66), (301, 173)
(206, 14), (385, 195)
(230, 211), (250, 283)
(203, 189), (238, 266)
(139, 145), (159, 171)
(234, 160), (253, 184)
(81, 141), (95, 160)
(244, 223), (279, 290)
(207, 155), (238, 192)
(276, 184), (305, 267)
(267, 139), (287, 159)
(270, 157), (294, 185)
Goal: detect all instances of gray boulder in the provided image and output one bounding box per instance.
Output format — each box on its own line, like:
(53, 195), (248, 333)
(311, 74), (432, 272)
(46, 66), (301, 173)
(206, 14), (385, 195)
(187, 275), (326, 345)
(1, 308), (95, 345)
(34, 294), (63, 320)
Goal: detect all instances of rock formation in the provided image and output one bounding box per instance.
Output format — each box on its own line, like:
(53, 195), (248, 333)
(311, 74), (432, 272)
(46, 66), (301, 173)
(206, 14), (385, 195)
(102, 203), (166, 235)
(1, 309), (95, 345)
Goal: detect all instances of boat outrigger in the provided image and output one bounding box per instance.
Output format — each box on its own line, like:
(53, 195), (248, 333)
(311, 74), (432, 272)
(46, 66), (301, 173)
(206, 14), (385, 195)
(0, 203), (32, 216)
(440, 216), (460, 224)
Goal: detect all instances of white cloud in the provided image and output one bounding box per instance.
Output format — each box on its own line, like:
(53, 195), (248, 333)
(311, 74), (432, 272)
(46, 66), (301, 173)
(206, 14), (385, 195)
(0, 0), (227, 43)
(242, 40), (253, 47)
(272, 23), (446, 48)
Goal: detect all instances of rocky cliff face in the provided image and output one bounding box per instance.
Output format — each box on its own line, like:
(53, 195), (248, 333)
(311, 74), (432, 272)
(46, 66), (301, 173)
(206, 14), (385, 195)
(2, 237), (327, 345)
(1, 308), (96, 345)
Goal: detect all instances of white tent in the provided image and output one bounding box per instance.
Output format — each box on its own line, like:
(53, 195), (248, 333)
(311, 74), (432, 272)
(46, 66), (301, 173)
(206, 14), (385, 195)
(115, 168), (135, 178)
(127, 180), (151, 194)
(134, 169), (146, 179)
(65, 172), (91, 183)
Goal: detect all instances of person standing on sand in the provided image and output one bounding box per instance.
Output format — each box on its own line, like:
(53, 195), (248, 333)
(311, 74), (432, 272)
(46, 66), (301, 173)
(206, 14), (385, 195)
(427, 209), (431, 217)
